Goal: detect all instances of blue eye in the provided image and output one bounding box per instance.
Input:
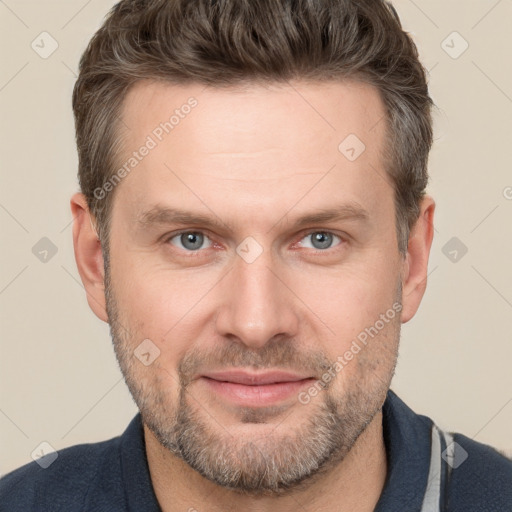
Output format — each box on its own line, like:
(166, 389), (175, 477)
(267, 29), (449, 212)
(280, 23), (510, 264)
(166, 230), (343, 254)
(169, 232), (212, 251)
(299, 232), (341, 250)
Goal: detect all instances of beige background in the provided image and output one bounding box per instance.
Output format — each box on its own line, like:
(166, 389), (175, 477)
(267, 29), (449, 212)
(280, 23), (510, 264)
(1, 0), (511, 476)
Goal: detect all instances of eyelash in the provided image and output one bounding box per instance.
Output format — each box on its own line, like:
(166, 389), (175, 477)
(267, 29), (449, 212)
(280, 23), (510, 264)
(164, 229), (346, 256)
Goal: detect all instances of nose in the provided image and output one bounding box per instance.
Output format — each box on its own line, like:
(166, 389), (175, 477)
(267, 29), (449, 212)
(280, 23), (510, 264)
(214, 249), (300, 350)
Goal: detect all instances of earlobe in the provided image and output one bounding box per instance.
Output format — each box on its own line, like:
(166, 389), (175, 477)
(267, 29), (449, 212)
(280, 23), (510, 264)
(400, 195), (435, 324)
(70, 192), (108, 322)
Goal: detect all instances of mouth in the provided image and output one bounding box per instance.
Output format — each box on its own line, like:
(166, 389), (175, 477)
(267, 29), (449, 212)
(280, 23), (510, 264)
(198, 370), (316, 407)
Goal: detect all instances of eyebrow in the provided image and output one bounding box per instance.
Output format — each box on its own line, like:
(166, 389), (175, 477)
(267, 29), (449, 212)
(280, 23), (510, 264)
(135, 202), (370, 233)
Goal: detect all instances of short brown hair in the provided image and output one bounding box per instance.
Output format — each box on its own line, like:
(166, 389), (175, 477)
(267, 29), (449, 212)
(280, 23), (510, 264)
(73, 0), (434, 256)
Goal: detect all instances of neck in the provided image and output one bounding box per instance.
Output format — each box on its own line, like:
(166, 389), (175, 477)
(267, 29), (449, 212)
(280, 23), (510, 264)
(144, 410), (387, 512)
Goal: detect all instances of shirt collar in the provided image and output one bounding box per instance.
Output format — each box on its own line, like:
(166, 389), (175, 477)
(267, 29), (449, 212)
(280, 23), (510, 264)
(374, 389), (433, 512)
(120, 414), (161, 511)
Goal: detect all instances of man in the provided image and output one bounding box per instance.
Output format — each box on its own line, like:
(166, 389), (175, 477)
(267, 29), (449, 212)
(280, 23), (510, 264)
(1, 0), (510, 510)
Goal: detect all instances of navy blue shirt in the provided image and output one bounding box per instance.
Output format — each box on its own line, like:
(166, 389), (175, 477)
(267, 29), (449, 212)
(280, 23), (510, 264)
(1, 390), (511, 511)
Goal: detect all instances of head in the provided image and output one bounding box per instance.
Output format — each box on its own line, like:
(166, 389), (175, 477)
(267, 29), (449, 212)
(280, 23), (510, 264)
(71, 0), (435, 496)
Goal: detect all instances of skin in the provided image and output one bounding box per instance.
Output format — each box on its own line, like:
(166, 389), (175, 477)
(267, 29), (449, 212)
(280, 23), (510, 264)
(71, 79), (435, 512)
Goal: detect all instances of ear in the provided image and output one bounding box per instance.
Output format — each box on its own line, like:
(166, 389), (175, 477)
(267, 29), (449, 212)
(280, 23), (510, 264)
(400, 195), (435, 323)
(70, 192), (108, 322)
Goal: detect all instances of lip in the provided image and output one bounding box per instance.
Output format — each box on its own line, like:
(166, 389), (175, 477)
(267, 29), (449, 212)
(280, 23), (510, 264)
(201, 370), (312, 385)
(198, 370), (316, 407)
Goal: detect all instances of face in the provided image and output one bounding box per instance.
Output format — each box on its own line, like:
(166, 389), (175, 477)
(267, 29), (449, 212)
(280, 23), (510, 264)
(104, 79), (405, 495)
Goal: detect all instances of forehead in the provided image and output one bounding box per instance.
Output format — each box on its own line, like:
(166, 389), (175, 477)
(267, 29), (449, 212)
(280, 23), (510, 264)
(113, 78), (393, 231)
(119, 78), (387, 157)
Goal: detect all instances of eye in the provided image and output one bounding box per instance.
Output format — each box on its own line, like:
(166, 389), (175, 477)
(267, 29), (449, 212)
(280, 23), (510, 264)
(297, 231), (343, 251)
(168, 231), (212, 251)
(165, 230), (344, 254)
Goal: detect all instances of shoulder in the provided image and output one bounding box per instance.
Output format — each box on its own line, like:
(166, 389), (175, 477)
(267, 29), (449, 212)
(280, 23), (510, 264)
(0, 435), (125, 512)
(383, 391), (512, 510)
(445, 431), (512, 511)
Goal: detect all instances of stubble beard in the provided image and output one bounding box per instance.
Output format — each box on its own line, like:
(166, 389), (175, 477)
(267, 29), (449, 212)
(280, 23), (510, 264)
(104, 264), (400, 496)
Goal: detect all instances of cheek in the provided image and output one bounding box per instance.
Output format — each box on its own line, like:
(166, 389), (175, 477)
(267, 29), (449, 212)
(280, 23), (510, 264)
(292, 260), (399, 334)
(326, 313), (400, 396)
(287, 258), (401, 388)
(112, 254), (178, 316)
(109, 261), (215, 361)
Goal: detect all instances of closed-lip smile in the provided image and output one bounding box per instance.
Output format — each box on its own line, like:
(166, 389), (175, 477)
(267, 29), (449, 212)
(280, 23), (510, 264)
(198, 370), (316, 407)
